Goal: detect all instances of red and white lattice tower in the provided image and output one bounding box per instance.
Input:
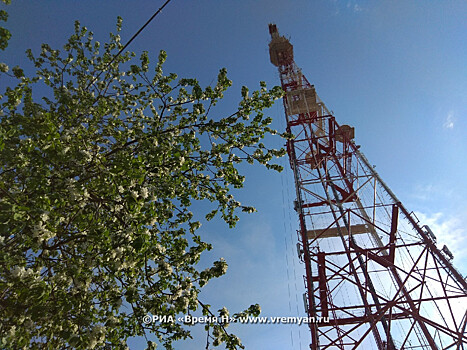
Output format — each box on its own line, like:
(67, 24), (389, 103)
(268, 24), (467, 350)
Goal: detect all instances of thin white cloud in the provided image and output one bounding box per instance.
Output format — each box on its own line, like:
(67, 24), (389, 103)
(410, 183), (458, 206)
(411, 183), (435, 201)
(345, 0), (363, 13)
(331, 0), (365, 14)
(414, 211), (467, 264)
(443, 111), (455, 129)
(353, 3), (363, 12)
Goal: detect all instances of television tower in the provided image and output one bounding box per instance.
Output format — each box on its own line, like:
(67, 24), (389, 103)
(268, 24), (467, 349)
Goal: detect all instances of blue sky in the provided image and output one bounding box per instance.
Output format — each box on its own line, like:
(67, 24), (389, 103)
(2, 1), (466, 349)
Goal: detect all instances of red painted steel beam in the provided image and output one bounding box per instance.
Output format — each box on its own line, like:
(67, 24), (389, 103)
(324, 312), (409, 326)
(317, 252), (329, 318)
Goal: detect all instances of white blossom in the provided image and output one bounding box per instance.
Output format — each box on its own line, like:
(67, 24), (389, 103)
(154, 243), (166, 254)
(11, 266), (25, 278)
(80, 149), (92, 162)
(0, 63), (9, 72)
(32, 222), (45, 238)
(159, 260), (173, 275)
(113, 247), (124, 259)
(180, 296), (189, 310)
(176, 289), (186, 303)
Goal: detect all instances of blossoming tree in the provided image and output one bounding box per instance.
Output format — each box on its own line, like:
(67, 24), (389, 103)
(0, 17), (286, 349)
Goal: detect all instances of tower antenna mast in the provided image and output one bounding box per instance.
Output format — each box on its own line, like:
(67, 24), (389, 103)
(269, 24), (467, 349)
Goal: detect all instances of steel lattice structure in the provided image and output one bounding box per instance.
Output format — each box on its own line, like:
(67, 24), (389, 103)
(268, 24), (467, 350)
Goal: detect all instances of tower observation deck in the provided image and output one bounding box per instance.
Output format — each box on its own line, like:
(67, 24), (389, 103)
(269, 24), (467, 350)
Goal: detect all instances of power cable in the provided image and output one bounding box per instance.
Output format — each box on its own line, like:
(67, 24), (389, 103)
(88, 0), (173, 88)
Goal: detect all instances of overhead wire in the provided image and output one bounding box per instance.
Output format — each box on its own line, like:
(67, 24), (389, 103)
(285, 157), (304, 350)
(277, 99), (303, 350)
(87, 0), (173, 89)
(282, 174), (294, 347)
